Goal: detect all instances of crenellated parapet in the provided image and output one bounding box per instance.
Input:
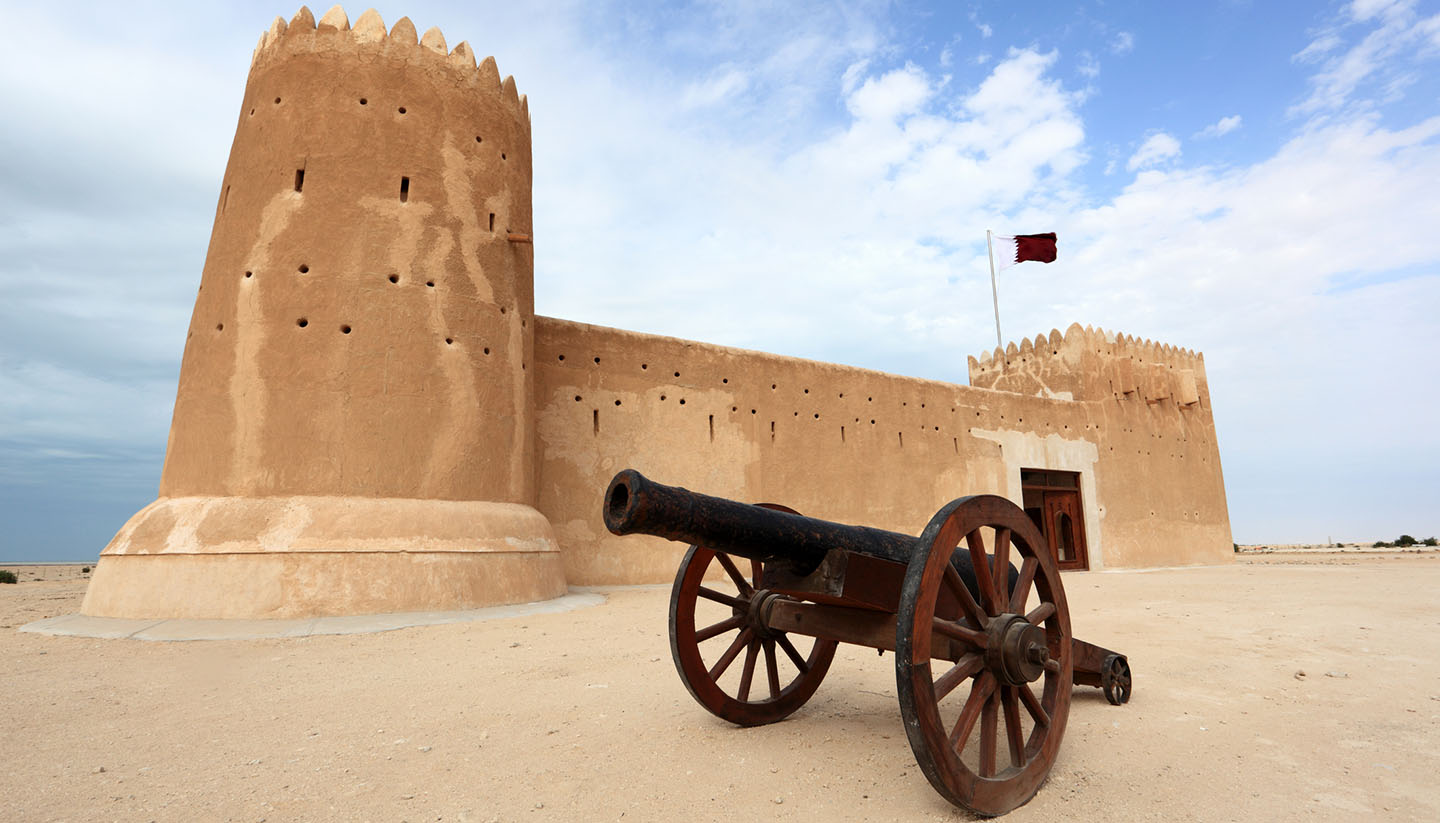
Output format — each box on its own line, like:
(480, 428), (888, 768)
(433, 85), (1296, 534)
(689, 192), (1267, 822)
(967, 323), (1209, 408)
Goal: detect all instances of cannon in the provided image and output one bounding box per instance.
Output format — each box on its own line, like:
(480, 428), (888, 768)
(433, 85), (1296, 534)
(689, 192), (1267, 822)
(603, 469), (1132, 817)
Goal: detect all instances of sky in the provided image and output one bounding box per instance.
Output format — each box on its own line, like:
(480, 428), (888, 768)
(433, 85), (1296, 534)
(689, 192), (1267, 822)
(2, 0), (1438, 561)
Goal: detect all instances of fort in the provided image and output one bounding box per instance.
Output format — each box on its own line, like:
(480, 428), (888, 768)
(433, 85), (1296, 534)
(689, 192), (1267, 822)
(81, 6), (1232, 620)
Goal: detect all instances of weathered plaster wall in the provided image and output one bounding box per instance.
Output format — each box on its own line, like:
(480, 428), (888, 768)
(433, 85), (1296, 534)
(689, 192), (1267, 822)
(82, 7), (565, 619)
(534, 318), (1232, 586)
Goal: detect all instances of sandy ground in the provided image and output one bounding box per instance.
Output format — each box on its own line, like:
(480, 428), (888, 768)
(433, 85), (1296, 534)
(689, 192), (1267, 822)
(3, 554), (1439, 822)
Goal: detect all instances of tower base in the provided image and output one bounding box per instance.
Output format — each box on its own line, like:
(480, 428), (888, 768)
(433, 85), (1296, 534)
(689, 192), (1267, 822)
(81, 496), (567, 619)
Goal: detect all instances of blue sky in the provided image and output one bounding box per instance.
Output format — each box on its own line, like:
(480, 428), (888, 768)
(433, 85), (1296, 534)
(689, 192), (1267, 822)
(2, 0), (1439, 560)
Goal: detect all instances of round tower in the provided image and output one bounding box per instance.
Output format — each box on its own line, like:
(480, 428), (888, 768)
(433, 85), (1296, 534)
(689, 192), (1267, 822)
(82, 6), (567, 619)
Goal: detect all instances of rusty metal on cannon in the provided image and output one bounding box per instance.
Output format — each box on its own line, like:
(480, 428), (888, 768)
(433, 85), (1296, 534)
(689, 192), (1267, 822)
(603, 469), (1132, 817)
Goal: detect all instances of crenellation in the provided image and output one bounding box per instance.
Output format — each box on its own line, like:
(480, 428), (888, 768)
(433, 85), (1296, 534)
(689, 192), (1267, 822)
(351, 8), (384, 41)
(389, 15), (417, 44)
(420, 25), (446, 54)
(317, 5), (348, 31)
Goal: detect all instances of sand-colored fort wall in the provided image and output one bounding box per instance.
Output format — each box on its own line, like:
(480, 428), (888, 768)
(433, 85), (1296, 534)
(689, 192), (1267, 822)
(82, 7), (565, 619)
(535, 319), (1232, 586)
(81, 6), (1232, 620)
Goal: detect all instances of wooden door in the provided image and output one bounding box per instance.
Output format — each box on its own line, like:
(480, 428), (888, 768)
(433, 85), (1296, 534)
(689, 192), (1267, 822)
(1042, 490), (1089, 571)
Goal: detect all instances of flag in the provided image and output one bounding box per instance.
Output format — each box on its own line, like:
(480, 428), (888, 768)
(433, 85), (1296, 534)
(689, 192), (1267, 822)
(993, 233), (1057, 271)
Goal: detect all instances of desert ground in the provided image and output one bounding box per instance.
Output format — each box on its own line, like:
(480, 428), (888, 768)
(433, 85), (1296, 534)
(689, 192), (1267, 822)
(3, 552), (1438, 822)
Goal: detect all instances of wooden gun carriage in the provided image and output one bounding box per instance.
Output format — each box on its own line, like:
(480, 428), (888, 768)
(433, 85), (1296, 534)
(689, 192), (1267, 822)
(603, 469), (1132, 816)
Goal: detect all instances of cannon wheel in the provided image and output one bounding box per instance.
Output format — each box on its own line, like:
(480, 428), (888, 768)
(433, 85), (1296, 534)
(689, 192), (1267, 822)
(896, 495), (1073, 817)
(669, 505), (839, 727)
(1101, 654), (1132, 706)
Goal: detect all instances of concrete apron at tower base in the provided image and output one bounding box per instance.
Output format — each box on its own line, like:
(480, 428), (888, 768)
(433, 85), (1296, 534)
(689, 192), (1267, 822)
(81, 496), (567, 619)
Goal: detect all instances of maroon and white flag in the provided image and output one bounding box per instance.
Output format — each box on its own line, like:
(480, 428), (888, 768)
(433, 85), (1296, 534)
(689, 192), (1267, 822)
(993, 232), (1058, 271)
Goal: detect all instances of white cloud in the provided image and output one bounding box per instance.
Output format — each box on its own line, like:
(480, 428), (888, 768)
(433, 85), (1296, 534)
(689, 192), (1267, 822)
(977, 23), (993, 39)
(1076, 51), (1100, 79)
(679, 68), (750, 109)
(1292, 0), (1440, 115)
(1196, 115), (1242, 138)
(1110, 31), (1135, 55)
(1126, 132), (1181, 170)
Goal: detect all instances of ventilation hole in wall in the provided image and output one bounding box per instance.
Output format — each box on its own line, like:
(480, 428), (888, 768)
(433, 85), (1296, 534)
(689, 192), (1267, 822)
(296, 318), (308, 328)
(933, 426), (939, 431)
(840, 425), (846, 443)
(870, 419), (875, 425)
(426, 280), (435, 288)
(339, 324), (352, 335)
(359, 98), (368, 105)
(215, 323), (224, 331)
(558, 354), (565, 362)
(249, 108), (255, 116)
(838, 392), (844, 398)
(722, 378), (728, 384)
(976, 411), (981, 417)
(679, 399), (686, 405)
(294, 169), (305, 192)
(708, 415), (714, 442)
(398, 106), (407, 115)
(574, 395), (582, 402)
(274, 97), (282, 104)
(388, 274), (399, 284)
(660, 395), (666, 402)
(400, 177), (410, 202)
(488, 213), (495, 232)
(898, 432), (904, 447)
(522, 363), (526, 370)
(731, 406), (737, 412)
(867, 397), (873, 402)
(770, 421), (775, 441)
(475, 135), (483, 143)
(803, 388), (809, 394)
(483, 347), (491, 355)
(902, 402), (907, 407)
(593, 409), (599, 434)
(501, 152), (507, 160)
(593, 357), (601, 364)
(771, 384), (777, 390)
(814, 413), (820, 419)
(641, 363), (648, 370)
(751, 409), (757, 415)
(614, 399), (622, 406)
(298, 264), (309, 274)
(953, 437), (959, 454)
(1018, 417), (1023, 423)
(244, 271), (253, 279)
(222, 185), (230, 213)
(499, 307), (506, 314)
(444, 337), (453, 345)
(674, 371), (680, 378)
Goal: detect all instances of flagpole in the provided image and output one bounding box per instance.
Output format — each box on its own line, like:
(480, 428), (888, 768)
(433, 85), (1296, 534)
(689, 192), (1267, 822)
(986, 229), (1002, 350)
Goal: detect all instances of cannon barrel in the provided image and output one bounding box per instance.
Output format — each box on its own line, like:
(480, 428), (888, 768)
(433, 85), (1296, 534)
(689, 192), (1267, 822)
(605, 469), (930, 574)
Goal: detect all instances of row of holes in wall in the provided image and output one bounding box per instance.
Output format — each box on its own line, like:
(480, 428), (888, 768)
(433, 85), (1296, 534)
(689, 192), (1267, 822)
(247, 94), (510, 162)
(210, 316), (499, 356)
(236, 267), (524, 328)
(579, 400), (1204, 459)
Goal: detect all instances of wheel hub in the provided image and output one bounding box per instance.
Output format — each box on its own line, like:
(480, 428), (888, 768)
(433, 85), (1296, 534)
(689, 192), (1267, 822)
(985, 614), (1048, 686)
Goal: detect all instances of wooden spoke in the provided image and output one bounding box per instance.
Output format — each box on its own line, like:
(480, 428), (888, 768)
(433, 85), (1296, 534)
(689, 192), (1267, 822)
(697, 586), (745, 609)
(1001, 686), (1025, 767)
(943, 564), (989, 629)
(764, 640), (781, 699)
(775, 634), (810, 674)
(932, 618), (988, 650)
(948, 671), (996, 749)
(991, 527), (1011, 610)
(708, 627), (753, 681)
(750, 558), (764, 589)
(933, 654), (983, 702)
(1018, 682), (1049, 727)
(966, 529), (1001, 615)
(714, 553), (753, 597)
(979, 690), (999, 778)
(737, 640), (759, 701)
(695, 614), (744, 643)
(1008, 557), (1038, 614)
(1025, 602), (1056, 626)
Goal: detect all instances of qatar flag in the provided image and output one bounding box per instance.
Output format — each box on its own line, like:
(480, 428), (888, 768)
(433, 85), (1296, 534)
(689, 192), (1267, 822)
(993, 233), (1058, 271)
